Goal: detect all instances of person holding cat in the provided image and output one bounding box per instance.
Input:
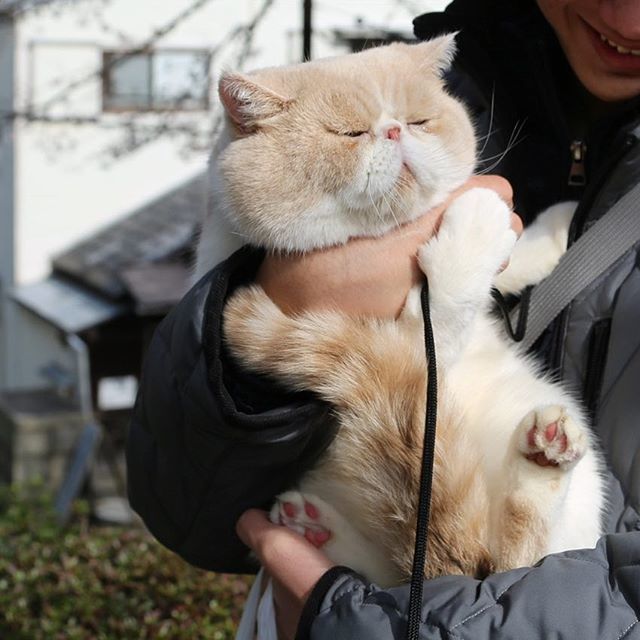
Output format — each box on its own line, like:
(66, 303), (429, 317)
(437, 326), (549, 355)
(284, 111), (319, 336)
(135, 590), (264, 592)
(126, 0), (640, 639)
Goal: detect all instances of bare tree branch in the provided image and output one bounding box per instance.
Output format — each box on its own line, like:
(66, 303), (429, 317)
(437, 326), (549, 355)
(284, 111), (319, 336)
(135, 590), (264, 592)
(36, 0), (215, 113)
(4, 0), (277, 161)
(97, 0), (277, 160)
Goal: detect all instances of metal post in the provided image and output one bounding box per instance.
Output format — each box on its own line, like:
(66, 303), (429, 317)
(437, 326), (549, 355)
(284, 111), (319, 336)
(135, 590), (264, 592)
(0, 11), (16, 390)
(302, 0), (312, 61)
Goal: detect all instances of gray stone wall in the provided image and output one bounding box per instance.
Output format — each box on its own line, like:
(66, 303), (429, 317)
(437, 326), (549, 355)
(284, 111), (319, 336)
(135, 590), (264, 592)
(0, 390), (84, 489)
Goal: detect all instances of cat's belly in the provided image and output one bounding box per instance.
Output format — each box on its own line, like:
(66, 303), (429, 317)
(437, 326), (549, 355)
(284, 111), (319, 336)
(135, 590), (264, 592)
(444, 319), (548, 468)
(444, 317), (604, 553)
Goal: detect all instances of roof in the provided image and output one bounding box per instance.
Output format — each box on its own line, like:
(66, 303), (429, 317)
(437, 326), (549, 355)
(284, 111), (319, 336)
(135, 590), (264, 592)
(13, 275), (126, 333)
(52, 173), (206, 312)
(332, 27), (415, 52)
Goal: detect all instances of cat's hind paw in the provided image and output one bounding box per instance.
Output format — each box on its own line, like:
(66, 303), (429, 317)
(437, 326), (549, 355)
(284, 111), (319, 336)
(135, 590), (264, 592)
(517, 405), (587, 469)
(271, 491), (332, 548)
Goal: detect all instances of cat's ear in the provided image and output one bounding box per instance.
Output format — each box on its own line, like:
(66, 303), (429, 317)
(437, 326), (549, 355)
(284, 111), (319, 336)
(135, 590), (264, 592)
(219, 73), (290, 132)
(414, 32), (458, 76)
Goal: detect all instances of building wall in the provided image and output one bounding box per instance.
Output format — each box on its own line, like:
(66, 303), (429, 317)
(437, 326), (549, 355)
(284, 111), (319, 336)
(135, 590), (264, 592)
(15, 0), (448, 285)
(6, 0), (448, 391)
(12, 306), (77, 389)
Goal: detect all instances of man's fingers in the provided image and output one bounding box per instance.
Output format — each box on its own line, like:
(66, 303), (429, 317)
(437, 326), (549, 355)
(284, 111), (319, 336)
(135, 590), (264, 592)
(236, 509), (335, 604)
(511, 211), (524, 236)
(236, 508), (278, 551)
(467, 174), (514, 208)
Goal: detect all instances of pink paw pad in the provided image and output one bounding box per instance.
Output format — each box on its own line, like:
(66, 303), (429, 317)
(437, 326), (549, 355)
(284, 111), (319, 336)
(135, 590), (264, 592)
(274, 492), (334, 547)
(304, 501), (319, 519)
(282, 502), (297, 518)
(520, 407), (585, 469)
(304, 527), (331, 548)
(526, 422), (568, 466)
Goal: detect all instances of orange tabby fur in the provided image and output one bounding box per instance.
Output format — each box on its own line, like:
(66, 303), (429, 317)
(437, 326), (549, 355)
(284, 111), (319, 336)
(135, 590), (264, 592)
(212, 39), (603, 586)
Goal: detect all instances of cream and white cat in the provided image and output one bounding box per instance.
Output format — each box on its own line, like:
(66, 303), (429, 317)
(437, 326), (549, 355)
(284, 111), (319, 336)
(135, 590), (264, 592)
(200, 37), (605, 587)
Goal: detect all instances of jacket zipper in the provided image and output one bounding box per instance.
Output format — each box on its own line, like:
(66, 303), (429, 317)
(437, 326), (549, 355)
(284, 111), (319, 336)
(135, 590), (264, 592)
(568, 140), (587, 186)
(550, 133), (637, 373)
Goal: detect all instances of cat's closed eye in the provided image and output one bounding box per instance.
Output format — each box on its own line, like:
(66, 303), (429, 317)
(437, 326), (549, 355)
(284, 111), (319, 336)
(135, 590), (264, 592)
(327, 127), (369, 138)
(344, 130), (368, 137)
(324, 125), (369, 138)
(409, 119), (430, 127)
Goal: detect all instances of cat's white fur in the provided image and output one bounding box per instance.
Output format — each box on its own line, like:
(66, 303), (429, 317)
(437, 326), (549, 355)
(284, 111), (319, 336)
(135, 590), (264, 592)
(263, 194), (604, 585)
(208, 38), (606, 585)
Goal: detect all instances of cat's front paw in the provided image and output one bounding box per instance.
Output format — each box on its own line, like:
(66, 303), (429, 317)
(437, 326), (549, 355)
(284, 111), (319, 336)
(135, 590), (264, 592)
(271, 491), (332, 548)
(418, 188), (517, 288)
(516, 405), (588, 469)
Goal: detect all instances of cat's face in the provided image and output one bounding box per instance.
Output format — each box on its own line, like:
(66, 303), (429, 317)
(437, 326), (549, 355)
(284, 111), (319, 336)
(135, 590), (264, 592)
(214, 36), (476, 252)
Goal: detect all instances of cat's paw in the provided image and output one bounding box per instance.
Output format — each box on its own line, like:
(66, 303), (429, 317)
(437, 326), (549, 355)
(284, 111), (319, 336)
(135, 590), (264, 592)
(516, 405), (587, 469)
(270, 491), (332, 548)
(418, 188), (517, 286)
(495, 201), (576, 294)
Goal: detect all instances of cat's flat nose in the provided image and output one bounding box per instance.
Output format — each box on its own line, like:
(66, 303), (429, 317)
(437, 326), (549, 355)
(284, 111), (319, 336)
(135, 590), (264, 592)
(386, 126), (401, 141)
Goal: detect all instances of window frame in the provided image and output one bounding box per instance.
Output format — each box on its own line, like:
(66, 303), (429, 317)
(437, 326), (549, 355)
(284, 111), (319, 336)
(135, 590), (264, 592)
(101, 47), (211, 113)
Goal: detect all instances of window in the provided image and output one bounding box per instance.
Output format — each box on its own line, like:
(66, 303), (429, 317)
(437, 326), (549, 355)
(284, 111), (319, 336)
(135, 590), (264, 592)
(102, 49), (210, 112)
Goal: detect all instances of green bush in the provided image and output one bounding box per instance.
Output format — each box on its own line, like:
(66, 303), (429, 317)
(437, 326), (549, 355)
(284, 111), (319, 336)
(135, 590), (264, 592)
(0, 484), (252, 639)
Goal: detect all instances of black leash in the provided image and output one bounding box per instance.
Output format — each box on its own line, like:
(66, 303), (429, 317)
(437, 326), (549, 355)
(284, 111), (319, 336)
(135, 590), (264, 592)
(491, 286), (532, 343)
(406, 281), (439, 640)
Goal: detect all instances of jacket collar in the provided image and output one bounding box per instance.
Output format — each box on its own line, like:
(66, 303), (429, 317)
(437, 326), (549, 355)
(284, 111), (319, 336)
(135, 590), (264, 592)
(413, 1), (640, 153)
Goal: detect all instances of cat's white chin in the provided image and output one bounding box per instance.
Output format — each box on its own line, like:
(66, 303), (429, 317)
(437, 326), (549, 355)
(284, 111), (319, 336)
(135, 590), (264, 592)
(236, 190), (446, 252)
(232, 168), (474, 253)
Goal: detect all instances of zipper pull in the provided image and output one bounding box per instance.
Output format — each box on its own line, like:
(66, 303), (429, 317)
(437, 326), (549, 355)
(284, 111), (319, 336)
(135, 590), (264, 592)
(568, 140), (587, 186)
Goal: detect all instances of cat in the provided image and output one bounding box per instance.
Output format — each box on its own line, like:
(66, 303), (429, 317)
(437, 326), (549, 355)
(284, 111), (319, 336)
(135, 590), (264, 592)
(201, 36), (605, 587)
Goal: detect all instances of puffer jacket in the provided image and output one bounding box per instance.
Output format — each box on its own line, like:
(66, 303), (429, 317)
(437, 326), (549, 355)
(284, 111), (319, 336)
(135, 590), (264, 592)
(126, 0), (640, 637)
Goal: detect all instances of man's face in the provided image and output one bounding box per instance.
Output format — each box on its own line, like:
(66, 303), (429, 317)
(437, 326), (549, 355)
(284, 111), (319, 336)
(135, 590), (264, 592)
(537, 0), (640, 102)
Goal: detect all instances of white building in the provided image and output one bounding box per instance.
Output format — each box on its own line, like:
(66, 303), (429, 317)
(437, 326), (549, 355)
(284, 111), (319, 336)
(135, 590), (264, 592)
(1, 0), (447, 391)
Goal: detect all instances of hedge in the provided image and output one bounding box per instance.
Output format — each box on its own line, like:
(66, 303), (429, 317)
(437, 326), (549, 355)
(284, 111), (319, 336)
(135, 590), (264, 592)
(0, 484), (252, 639)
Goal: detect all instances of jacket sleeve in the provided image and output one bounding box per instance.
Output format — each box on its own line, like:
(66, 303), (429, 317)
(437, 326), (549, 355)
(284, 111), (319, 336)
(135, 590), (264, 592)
(297, 533), (640, 640)
(126, 248), (336, 573)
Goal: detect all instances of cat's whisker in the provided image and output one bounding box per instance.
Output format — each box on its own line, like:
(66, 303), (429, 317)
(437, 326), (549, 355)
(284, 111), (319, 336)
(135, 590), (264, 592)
(477, 86), (497, 158)
(381, 190), (402, 229)
(366, 184), (386, 225)
(388, 190), (412, 225)
(476, 119), (527, 175)
(478, 119), (526, 163)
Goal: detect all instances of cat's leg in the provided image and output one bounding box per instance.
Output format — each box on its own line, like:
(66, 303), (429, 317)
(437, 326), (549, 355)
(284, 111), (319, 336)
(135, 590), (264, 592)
(225, 287), (430, 584)
(225, 285), (355, 403)
(224, 285), (422, 408)
(493, 404), (589, 570)
(494, 201), (576, 295)
(416, 187), (517, 366)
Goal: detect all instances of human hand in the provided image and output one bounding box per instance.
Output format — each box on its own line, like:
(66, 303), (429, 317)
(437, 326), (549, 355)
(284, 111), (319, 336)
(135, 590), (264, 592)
(256, 175), (522, 319)
(236, 509), (335, 640)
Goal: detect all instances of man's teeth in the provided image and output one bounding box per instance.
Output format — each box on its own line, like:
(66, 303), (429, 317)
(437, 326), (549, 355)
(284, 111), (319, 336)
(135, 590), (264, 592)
(599, 33), (640, 56)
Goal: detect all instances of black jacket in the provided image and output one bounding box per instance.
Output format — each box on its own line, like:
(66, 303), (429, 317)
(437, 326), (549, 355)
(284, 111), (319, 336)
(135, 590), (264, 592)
(127, 0), (640, 637)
